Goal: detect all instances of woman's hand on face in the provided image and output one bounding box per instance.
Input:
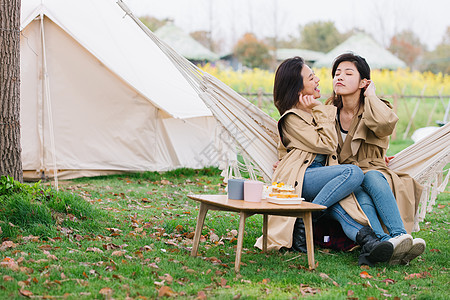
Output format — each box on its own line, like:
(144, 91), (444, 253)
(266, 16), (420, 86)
(364, 80), (377, 97)
(273, 160), (280, 171)
(297, 94), (322, 111)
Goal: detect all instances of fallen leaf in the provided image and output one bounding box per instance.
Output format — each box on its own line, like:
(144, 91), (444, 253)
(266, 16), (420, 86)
(22, 235), (39, 242)
(0, 241), (18, 251)
(209, 232), (220, 242)
(38, 244), (53, 251)
(1, 258), (19, 271)
(158, 285), (177, 297)
(111, 250), (125, 257)
(360, 271), (373, 279)
(220, 277), (228, 287)
(404, 271), (431, 280)
(19, 266), (34, 274)
(99, 287), (113, 298)
(19, 289), (33, 297)
(197, 290), (207, 299)
(382, 278), (396, 285)
(347, 290), (354, 296)
(47, 254), (58, 261)
(86, 247), (104, 253)
(3, 275), (14, 281)
(161, 274), (173, 285)
(106, 228), (122, 233)
(148, 263), (159, 269)
(430, 249), (441, 253)
(319, 272), (339, 286)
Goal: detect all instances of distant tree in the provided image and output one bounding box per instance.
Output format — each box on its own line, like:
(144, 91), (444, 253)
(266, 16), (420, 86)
(190, 30), (221, 53)
(420, 27), (450, 74)
(267, 34), (302, 49)
(0, 0), (22, 181)
(139, 15), (168, 32)
(234, 33), (272, 69)
(299, 21), (346, 52)
(388, 30), (426, 69)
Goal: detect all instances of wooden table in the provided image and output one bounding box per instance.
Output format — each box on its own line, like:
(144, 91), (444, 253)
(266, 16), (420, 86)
(188, 194), (326, 273)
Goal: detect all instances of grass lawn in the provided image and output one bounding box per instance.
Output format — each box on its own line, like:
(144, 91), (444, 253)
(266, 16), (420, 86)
(0, 166), (448, 299)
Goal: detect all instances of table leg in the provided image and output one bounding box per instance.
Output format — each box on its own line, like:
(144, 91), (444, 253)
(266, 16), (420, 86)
(191, 203), (209, 257)
(235, 211), (249, 273)
(262, 214), (268, 253)
(302, 212), (315, 269)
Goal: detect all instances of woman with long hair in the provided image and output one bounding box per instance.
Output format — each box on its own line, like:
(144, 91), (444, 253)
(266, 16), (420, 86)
(326, 53), (426, 265)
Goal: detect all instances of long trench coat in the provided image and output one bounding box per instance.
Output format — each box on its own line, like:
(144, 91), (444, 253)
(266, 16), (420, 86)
(335, 95), (423, 233)
(254, 105), (369, 251)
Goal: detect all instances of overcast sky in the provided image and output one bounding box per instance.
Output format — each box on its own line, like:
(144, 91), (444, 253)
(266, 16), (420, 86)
(123, 0), (450, 54)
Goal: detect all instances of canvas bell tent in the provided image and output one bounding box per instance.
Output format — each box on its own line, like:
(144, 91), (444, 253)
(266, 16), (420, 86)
(20, 0), (221, 180)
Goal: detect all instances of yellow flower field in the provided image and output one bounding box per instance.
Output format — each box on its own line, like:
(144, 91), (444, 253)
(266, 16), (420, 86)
(201, 64), (450, 97)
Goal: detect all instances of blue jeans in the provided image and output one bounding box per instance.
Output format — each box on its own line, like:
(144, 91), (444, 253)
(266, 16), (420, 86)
(302, 161), (365, 241)
(354, 170), (407, 241)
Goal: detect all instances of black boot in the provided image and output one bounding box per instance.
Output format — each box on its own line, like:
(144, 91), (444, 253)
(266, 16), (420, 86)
(291, 218), (307, 253)
(356, 226), (393, 266)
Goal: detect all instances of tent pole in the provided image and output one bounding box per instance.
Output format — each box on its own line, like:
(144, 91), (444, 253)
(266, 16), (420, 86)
(40, 15), (59, 190)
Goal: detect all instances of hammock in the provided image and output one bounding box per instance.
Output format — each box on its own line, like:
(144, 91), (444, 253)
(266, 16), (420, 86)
(117, 1), (449, 230)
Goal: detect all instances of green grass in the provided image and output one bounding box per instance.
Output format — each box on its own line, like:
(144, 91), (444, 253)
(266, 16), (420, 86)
(0, 166), (448, 299)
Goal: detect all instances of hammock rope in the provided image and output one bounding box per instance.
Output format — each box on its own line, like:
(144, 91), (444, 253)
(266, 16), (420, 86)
(117, 0), (449, 229)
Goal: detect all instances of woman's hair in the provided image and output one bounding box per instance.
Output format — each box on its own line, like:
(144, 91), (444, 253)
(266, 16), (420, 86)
(325, 53), (371, 110)
(273, 56), (305, 115)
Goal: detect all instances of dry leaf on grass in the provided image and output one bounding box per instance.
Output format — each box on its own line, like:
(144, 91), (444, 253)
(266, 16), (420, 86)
(111, 250), (125, 256)
(19, 289), (33, 297)
(360, 271), (373, 279)
(196, 290), (207, 299)
(86, 247), (104, 253)
(404, 271), (431, 280)
(1, 257), (19, 271)
(158, 285), (177, 297)
(0, 241), (18, 251)
(99, 287), (113, 299)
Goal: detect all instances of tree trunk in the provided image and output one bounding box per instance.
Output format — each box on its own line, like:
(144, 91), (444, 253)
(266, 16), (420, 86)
(0, 0), (22, 182)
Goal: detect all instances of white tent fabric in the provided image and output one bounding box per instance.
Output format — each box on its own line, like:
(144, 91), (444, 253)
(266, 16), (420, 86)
(389, 123), (450, 230)
(20, 0), (224, 180)
(117, 1), (448, 230)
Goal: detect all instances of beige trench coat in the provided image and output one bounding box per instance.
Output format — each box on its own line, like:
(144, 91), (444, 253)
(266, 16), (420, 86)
(255, 105), (369, 251)
(336, 95), (423, 233)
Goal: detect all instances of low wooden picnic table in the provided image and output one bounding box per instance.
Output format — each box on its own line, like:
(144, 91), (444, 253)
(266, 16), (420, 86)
(188, 194), (326, 273)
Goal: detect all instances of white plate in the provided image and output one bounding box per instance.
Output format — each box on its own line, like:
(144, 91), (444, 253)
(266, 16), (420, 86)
(266, 196), (304, 205)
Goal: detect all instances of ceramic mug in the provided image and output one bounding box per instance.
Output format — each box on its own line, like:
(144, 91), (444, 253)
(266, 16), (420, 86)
(228, 178), (245, 200)
(244, 180), (263, 202)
